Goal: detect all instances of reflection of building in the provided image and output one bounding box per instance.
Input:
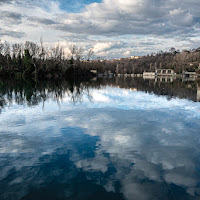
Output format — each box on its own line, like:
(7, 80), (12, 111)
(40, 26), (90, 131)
(90, 69), (97, 74)
(97, 73), (104, 77)
(124, 73), (131, 77)
(130, 88), (138, 92)
(155, 76), (175, 82)
(97, 70), (114, 78)
(156, 69), (175, 76)
(91, 77), (97, 81)
(197, 85), (200, 102)
(182, 77), (196, 82)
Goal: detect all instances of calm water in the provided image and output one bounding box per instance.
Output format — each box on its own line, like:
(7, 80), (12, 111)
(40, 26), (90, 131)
(0, 77), (200, 200)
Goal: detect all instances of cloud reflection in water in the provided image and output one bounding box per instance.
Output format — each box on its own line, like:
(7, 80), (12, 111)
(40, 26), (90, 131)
(0, 87), (200, 200)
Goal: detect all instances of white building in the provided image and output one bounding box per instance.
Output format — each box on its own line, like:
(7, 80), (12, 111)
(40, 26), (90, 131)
(143, 72), (155, 79)
(156, 69), (175, 76)
(182, 71), (196, 78)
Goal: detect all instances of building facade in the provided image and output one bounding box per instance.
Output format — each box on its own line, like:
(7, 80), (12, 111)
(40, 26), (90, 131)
(155, 69), (175, 76)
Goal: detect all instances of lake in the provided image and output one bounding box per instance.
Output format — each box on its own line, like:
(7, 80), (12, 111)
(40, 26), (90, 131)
(0, 77), (200, 200)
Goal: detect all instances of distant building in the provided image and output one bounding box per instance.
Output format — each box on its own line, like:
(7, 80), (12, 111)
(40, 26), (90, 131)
(182, 71), (196, 78)
(143, 72), (155, 79)
(155, 69), (175, 76)
(131, 56), (140, 59)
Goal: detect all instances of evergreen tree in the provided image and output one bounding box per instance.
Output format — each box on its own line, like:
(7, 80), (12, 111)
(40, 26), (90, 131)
(23, 49), (34, 76)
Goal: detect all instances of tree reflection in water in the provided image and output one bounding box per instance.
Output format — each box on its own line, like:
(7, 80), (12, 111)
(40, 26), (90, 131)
(0, 79), (95, 113)
(0, 77), (200, 200)
(0, 77), (200, 114)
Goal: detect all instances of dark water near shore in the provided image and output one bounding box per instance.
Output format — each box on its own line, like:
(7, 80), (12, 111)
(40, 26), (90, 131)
(0, 77), (200, 200)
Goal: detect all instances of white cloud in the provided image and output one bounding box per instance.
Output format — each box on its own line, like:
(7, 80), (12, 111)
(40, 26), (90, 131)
(123, 50), (131, 56)
(169, 9), (194, 27)
(93, 41), (122, 53)
(0, 0), (200, 57)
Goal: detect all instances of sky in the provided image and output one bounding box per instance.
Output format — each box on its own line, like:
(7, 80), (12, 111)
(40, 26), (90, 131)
(0, 0), (200, 58)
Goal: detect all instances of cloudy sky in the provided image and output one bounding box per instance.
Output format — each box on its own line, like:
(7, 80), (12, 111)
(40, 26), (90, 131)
(0, 0), (200, 58)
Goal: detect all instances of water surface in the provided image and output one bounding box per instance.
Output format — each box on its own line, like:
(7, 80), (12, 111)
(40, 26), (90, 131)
(0, 77), (200, 200)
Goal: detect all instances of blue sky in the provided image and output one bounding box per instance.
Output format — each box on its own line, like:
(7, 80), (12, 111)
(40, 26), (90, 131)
(58, 0), (102, 12)
(0, 0), (200, 58)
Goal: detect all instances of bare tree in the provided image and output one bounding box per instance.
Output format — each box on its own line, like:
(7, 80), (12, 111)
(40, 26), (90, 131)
(3, 42), (10, 57)
(75, 47), (83, 61)
(0, 40), (4, 55)
(39, 38), (46, 60)
(51, 43), (64, 61)
(69, 44), (77, 61)
(12, 43), (23, 58)
(25, 41), (40, 58)
(169, 47), (176, 54)
(87, 48), (94, 61)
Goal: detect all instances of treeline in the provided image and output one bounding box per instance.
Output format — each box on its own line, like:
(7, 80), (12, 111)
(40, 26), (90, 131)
(84, 47), (200, 74)
(110, 47), (200, 74)
(0, 40), (94, 79)
(1, 40), (200, 78)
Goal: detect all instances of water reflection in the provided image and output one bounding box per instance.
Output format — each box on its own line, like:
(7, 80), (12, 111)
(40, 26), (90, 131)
(0, 78), (200, 200)
(0, 77), (200, 113)
(0, 79), (96, 114)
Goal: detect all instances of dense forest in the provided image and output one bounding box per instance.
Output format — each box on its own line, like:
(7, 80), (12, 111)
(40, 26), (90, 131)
(0, 40), (200, 79)
(112, 47), (200, 74)
(88, 47), (200, 74)
(0, 40), (94, 79)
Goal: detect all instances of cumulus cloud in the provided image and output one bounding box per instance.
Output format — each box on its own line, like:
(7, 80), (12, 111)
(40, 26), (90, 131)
(0, 0), (200, 57)
(0, 28), (25, 38)
(93, 41), (123, 53)
(0, 11), (22, 25)
(169, 9), (194, 27)
(0, 0), (12, 3)
(123, 50), (131, 56)
(47, 0), (199, 37)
